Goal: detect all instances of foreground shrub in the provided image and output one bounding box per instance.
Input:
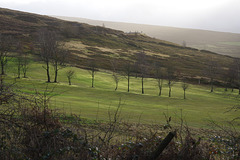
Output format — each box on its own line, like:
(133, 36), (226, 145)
(0, 82), (237, 160)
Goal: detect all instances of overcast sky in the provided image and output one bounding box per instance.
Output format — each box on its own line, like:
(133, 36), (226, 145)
(1, 0), (240, 33)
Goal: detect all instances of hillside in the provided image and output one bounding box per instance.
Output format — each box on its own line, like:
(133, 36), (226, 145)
(0, 7), (237, 82)
(55, 16), (240, 58)
(1, 8), (240, 159)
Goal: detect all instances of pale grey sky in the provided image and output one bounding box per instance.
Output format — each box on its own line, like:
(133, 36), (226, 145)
(1, 0), (240, 33)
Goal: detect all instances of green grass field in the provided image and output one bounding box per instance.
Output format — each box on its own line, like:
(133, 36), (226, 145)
(5, 59), (240, 129)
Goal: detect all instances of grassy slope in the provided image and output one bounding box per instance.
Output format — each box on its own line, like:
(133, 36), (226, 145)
(55, 16), (240, 58)
(1, 8), (239, 129)
(0, 7), (237, 82)
(7, 59), (239, 129)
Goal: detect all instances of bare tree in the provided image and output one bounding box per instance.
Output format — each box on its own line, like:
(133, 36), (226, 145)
(51, 43), (67, 83)
(16, 42), (24, 78)
(38, 30), (56, 82)
(88, 56), (97, 88)
(182, 81), (189, 99)
(135, 51), (147, 94)
(122, 61), (133, 92)
(154, 62), (164, 96)
(16, 43), (23, 78)
(0, 34), (12, 75)
(167, 66), (175, 97)
(22, 51), (29, 78)
(112, 73), (120, 91)
(39, 30), (66, 83)
(66, 69), (75, 85)
(110, 60), (121, 91)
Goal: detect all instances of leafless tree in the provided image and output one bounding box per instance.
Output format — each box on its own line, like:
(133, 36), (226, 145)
(16, 42), (24, 78)
(66, 69), (75, 85)
(88, 56), (98, 88)
(110, 59), (121, 91)
(154, 62), (164, 96)
(122, 61), (133, 92)
(51, 43), (67, 83)
(15, 41), (30, 79)
(39, 30), (56, 82)
(135, 51), (148, 94)
(39, 30), (66, 83)
(0, 34), (12, 75)
(22, 51), (29, 78)
(182, 81), (189, 99)
(167, 66), (175, 97)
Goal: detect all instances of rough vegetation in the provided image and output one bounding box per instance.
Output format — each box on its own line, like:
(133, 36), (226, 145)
(0, 81), (239, 159)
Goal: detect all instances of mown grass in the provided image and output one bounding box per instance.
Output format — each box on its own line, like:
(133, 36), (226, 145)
(5, 59), (240, 129)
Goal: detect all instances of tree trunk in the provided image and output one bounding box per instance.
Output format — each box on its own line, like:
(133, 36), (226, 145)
(169, 86), (171, 97)
(210, 78), (213, 92)
(1, 61), (4, 75)
(127, 74), (130, 92)
(17, 63), (21, 78)
(159, 87), (162, 96)
(54, 64), (58, 83)
(158, 80), (162, 96)
(46, 62), (50, 83)
(142, 75), (144, 94)
(0, 76), (3, 92)
(68, 78), (71, 85)
(115, 82), (118, 91)
(92, 71), (94, 88)
(22, 58), (27, 78)
(0, 76), (2, 105)
(23, 68), (27, 78)
(184, 89), (186, 99)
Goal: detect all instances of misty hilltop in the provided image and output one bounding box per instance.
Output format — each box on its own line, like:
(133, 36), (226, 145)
(55, 16), (240, 58)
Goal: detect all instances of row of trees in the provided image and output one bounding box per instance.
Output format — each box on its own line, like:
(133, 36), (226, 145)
(108, 52), (240, 98)
(0, 34), (30, 78)
(107, 51), (188, 98)
(0, 31), (72, 84)
(36, 30), (240, 98)
(1, 31), (240, 98)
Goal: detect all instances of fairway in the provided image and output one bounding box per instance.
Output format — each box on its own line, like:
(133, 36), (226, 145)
(6, 60), (239, 129)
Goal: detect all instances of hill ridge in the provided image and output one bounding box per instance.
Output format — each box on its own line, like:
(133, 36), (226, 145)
(0, 7), (236, 82)
(54, 15), (240, 57)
